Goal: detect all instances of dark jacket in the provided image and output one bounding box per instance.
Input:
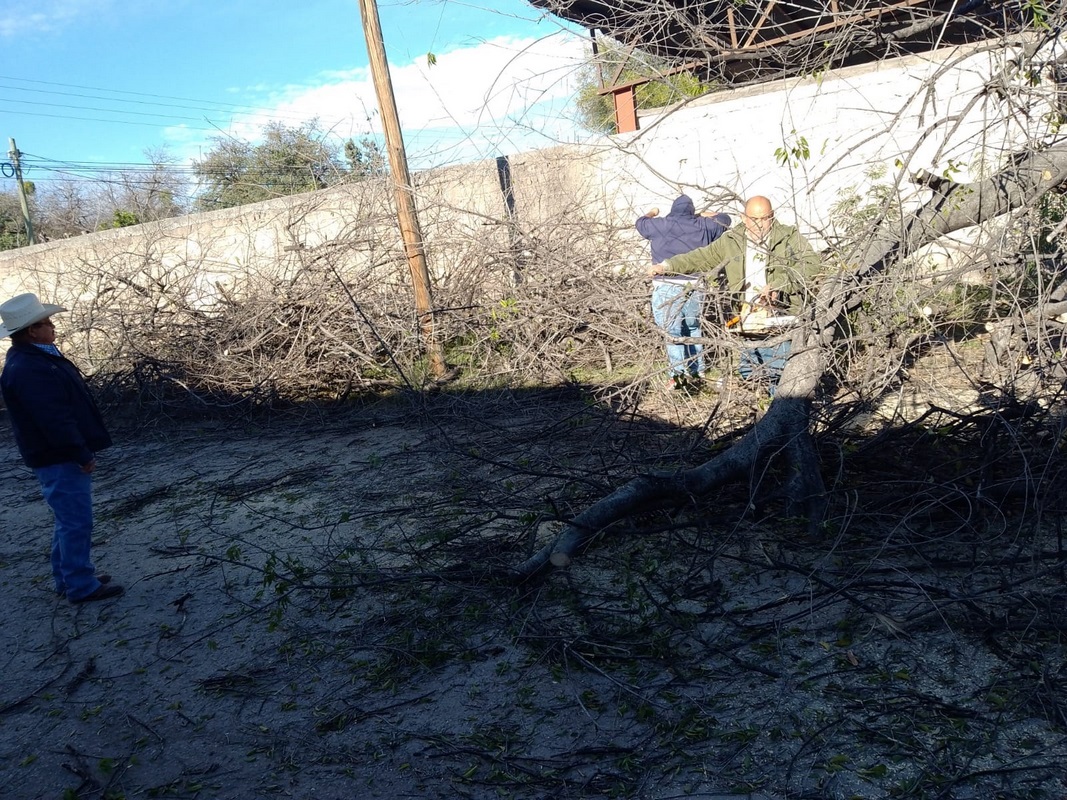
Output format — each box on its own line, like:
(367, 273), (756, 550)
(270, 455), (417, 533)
(636, 195), (731, 263)
(1, 343), (112, 468)
(665, 220), (820, 315)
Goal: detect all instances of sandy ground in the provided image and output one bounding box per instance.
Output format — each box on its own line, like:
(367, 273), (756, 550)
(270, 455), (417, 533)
(2, 380), (1066, 800)
(0, 404), (468, 799)
(3, 392), (762, 800)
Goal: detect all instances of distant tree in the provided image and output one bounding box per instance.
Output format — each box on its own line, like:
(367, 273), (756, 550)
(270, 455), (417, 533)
(0, 189), (29, 250)
(25, 148), (189, 242)
(34, 179), (95, 240)
(575, 38), (711, 133)
(95, 146), (187, 228)
(193, 121), (385, 211)
(109, 210), (141, 228)
(343, 136), (387, 179)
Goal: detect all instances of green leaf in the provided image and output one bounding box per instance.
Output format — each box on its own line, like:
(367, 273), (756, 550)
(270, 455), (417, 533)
(859, 763), (888, 779)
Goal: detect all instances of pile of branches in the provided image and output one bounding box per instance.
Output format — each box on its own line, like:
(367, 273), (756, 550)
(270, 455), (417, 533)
(49, 203), (659, 418)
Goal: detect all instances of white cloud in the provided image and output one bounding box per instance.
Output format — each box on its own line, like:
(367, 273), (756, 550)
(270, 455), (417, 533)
(166, 32), (592, 170)
(0, 0), (111, 37)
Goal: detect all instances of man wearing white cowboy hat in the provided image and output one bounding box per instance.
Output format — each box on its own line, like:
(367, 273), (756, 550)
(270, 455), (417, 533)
(1, 293), (123, 603)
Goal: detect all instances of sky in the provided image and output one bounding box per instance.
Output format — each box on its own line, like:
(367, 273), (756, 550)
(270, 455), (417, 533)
(0, 0), (592, 204)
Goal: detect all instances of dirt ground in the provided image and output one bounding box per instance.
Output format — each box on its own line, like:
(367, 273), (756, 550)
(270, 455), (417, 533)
(1, 360), (1066, 800)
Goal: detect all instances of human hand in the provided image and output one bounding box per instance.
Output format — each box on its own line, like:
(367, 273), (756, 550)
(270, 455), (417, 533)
(81, 459), (96, 474)
(646, 208), (659, 218)
(648, 263), (664, 277)
(754, 287), (779, 308)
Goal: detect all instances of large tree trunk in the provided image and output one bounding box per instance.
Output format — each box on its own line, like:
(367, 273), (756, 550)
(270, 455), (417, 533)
(512, 143), (1067, 583)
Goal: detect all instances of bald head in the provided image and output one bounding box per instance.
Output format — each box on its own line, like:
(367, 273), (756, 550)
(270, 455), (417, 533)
(742, 195), (775, 242)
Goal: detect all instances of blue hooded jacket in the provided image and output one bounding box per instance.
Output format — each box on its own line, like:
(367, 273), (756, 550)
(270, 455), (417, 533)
(636, 195), (730, 264)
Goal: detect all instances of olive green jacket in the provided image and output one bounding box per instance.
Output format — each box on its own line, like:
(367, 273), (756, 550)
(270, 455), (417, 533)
(664, 221), (820, 314)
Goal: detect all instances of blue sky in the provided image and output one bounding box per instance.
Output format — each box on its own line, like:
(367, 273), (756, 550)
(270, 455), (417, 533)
(1, 0), (590, 200)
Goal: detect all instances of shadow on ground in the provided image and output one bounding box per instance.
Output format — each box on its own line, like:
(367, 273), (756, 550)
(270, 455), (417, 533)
(1, 368), (1066, 800)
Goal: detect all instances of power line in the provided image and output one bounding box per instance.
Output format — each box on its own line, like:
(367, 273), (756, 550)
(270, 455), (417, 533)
(22, 153), (201, 170)
(14, 151), (361, 191)
(27, 166), (199, 176)
(0, 74), (292, 115)
(0, 75), (374, 144)
(0, 82), (334, 127)
(0, 105), (225, 131)
(23, 150), (352, 171)
(1, 97), (221, 124)
(0, 103), (363, 136)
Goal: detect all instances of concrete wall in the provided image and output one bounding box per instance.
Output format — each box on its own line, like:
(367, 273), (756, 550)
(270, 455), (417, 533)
(1, 39), (1056, 320)
(612, 41), (1050, 257)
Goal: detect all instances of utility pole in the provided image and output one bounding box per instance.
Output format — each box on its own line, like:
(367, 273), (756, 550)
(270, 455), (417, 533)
(7, 138), (36, 245)
(356, 0), (447, 379)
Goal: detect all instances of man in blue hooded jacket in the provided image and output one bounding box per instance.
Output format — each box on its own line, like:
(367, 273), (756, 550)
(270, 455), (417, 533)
(1, 293), (123, 604)
(637, 194), (730, 390)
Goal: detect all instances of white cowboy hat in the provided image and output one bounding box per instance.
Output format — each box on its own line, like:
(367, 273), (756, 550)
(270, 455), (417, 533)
(0, 293), (67, 338)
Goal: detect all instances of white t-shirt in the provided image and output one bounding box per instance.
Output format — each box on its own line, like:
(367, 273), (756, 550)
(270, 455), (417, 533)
(744, 238), (769, 304)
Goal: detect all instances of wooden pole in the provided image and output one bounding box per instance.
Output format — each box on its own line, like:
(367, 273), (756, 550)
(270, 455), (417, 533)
(356, 0), (447, 379)
(7, 138), (36, 245)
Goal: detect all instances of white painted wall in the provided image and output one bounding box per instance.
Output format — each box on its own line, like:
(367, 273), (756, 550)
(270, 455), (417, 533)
(612, 40), (1057, 254)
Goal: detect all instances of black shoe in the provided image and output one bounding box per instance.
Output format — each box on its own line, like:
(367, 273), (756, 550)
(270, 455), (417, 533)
(70, 584), (124, 604)
(56, 574), (111, 596)
(669, 375), (703, 395)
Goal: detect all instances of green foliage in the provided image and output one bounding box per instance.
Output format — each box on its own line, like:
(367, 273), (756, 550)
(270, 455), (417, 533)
(193, 121), (386, 211)
(940, 158), (964, 180)
(1043, 109), (1066, 134)
(574, 39), (711, 133)
(576, 81), (618, 134)
(343, 136), (387, 177)
(827, 163), (900, 244)
(774, 130), (811, 168)
(0, 190), (30, 250)
(1021, 0), (1050, 29)
(109, 209), (141, 229)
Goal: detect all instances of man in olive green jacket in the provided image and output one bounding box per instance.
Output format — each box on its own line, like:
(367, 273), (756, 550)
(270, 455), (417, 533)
(653, 195), (820, 390)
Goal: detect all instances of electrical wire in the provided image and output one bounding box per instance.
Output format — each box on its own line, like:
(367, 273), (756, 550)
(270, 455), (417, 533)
(0, 74), (309, 117)
(2, 97), (222, 124)
(9, 148), (361, 198)
(0, 106), (225, 132)
(0, 74), (369, 141)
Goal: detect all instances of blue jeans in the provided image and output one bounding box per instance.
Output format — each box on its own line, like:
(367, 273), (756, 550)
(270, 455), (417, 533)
(651, 279), (704, 377)
(35, 462), (102, 601)
(740, 339), (791, 393)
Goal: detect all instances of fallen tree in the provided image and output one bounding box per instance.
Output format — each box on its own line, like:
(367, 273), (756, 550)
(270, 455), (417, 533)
(513, 137), (1067, 582)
